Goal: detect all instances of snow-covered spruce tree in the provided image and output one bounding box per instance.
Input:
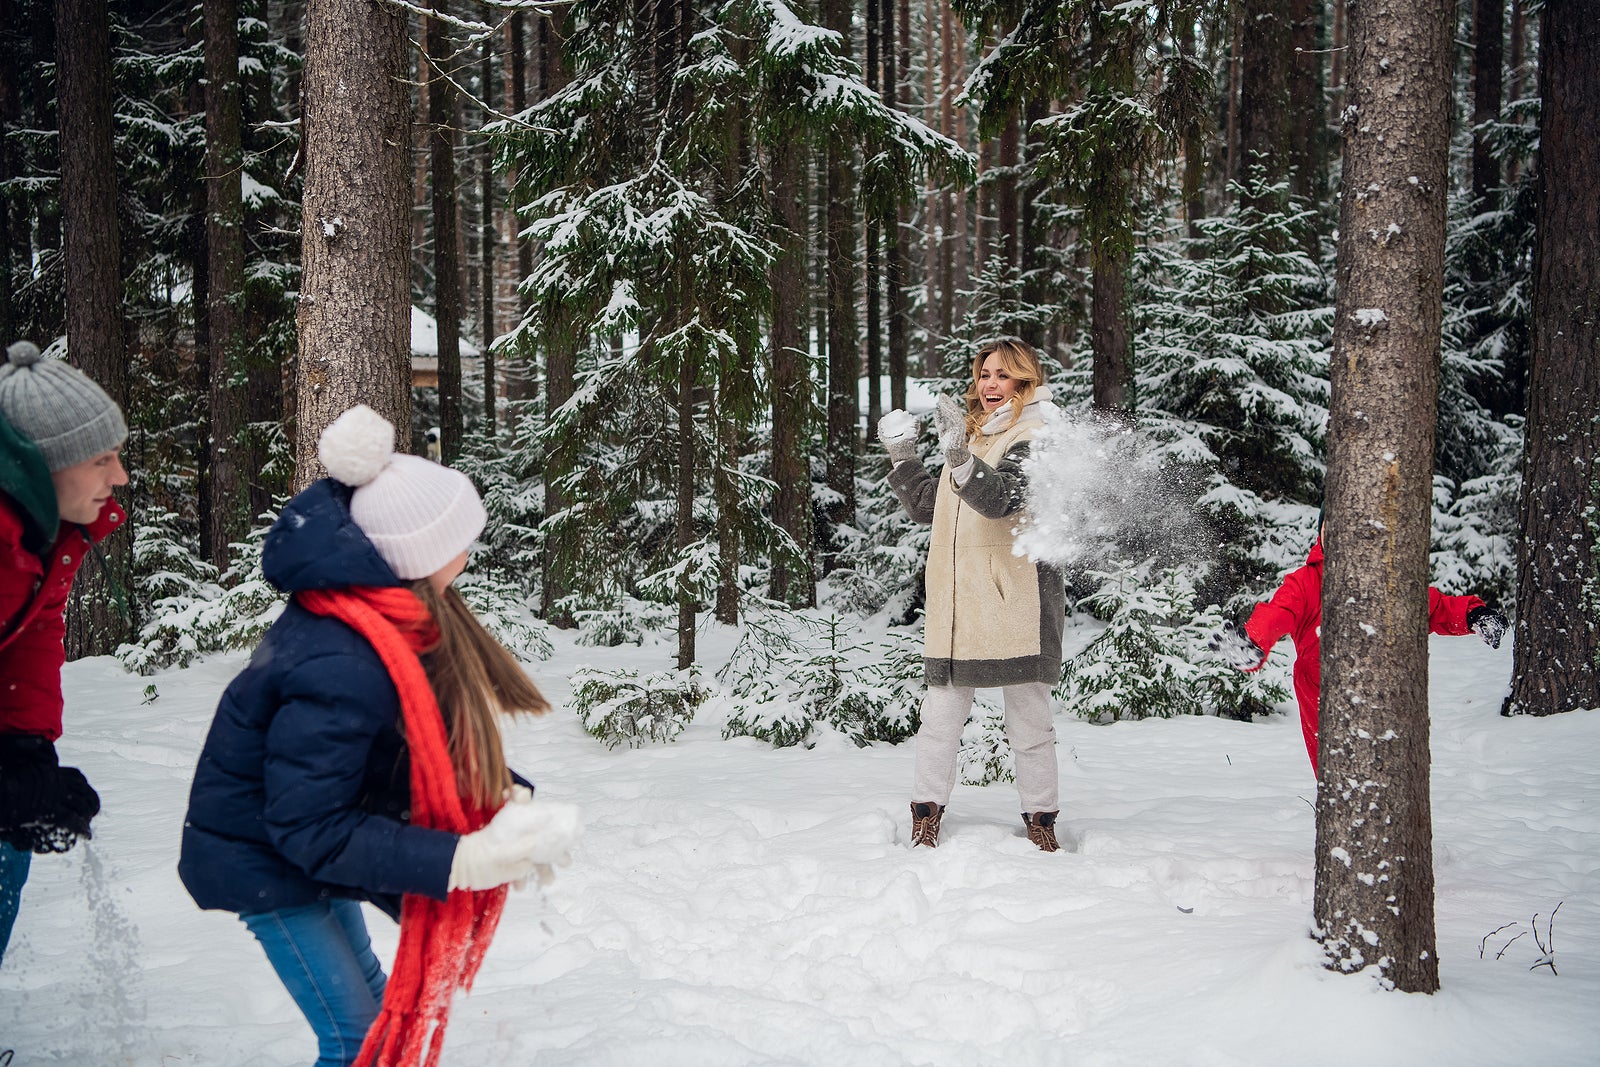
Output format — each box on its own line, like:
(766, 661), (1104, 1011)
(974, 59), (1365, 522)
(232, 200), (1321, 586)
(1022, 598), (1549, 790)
(720, 606), (923, 747)
(573, 665), (707, 748)
(1136, 172), (1332, 600)
(494, 0), (967, 668)
(1056, 561), (1289, 721)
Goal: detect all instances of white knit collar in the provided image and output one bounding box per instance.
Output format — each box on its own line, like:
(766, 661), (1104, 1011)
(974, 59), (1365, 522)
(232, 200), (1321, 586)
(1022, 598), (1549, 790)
(979, 384), (1054, 435)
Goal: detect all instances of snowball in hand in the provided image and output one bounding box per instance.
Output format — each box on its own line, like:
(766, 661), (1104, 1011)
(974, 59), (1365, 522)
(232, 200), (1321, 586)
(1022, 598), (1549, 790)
(489, 795), (580, 865)
(877, 408), (919, 443)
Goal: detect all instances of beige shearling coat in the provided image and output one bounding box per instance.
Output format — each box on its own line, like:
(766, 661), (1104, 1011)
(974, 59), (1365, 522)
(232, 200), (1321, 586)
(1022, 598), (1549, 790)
(888, 395), (1065, 688)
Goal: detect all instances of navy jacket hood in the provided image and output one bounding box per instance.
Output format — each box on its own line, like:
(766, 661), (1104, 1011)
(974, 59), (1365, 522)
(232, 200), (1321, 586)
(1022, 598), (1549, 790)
(262, 478), (402, 593)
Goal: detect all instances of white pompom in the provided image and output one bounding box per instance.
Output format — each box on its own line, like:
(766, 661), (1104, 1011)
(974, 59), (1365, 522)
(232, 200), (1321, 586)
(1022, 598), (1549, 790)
(318, 404), (395, 487)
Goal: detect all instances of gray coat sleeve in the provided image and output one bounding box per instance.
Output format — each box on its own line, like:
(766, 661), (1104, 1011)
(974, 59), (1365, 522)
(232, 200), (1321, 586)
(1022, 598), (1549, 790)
(950, 442), (1030, 519)
(886, 460), (939, 525)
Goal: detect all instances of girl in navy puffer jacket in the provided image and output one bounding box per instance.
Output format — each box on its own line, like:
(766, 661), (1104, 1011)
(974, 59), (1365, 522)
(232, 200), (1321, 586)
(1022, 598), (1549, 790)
(180, 406), (574, 1067)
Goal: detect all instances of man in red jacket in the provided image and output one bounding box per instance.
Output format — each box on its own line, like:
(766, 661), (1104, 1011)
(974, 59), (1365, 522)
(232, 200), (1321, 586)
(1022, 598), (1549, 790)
(1, 339), (128, 967)
(1211, 525), (1507, 772)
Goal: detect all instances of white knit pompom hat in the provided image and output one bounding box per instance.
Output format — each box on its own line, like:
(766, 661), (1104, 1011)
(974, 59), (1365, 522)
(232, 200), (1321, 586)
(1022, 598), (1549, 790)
(317, 404), (486, 580)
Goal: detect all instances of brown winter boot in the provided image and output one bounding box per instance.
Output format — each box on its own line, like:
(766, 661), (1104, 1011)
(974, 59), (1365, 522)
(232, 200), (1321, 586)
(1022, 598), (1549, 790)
(910, 802), (945, 848)
(1023, 811), (1060, 852)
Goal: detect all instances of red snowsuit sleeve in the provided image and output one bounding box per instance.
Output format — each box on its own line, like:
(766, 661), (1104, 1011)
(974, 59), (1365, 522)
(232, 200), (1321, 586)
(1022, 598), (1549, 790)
(1242, 570), (1313, 672)
(1427, 588), (1485, 636)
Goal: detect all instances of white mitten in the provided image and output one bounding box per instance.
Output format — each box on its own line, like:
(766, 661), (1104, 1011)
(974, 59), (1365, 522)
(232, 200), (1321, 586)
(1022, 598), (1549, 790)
(448, 795), (580, 891)
(932, 396), (971, 468)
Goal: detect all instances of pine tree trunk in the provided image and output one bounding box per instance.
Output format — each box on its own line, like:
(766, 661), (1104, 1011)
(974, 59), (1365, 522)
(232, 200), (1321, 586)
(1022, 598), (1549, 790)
(1225, 6), (1242, 184)
(479, 29), (497, 432)
(1089, 245), (1132, 416)
(823, 0), (858, 540)
(1503, 0), (1600, 718)
(504, 12), (535, 405)
(56, 0), (131, 656)
(884, 0), (908, 412)
(1180, 16), (1207, 243)
(768, 135), (815, 608)
(427, 0), (463, 463)
(1315, 0), (1453, 993)
(1287, 0), (1326, 205)
(1238, 0), (1291, 199)
(676, 311), (696, 670)
(1506, 0), (1524, 186)
(296, 0), (412, 487)
(205, 0), (249, 569)
(0, 10), (16, 342)
(1472, 0), (1505, 210)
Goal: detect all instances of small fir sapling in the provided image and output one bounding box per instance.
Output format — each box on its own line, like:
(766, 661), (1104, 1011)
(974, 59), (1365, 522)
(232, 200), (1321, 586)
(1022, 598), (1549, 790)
(573, 665), (706, 749)
(1056, 562), (1289, 721)
(956, 700), (1013, 786)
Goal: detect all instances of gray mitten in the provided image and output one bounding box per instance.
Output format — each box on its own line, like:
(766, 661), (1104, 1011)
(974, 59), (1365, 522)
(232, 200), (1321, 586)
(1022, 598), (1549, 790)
(1207, 623), (1264, 671)
(932, 396), (971, 468)
(876, 409), (921, 466)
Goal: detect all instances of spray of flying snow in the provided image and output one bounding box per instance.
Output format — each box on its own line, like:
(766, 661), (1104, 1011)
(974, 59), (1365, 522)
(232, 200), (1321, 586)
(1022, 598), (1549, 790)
(1015, 409), (1213, 573)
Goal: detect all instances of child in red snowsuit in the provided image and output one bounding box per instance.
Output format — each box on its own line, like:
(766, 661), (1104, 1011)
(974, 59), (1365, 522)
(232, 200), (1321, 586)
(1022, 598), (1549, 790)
(1214, 534), (1507, 772)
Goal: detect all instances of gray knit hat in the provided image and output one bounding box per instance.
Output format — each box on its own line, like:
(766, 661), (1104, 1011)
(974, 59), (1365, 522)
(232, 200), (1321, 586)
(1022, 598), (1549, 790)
(0, 341), (128, 471)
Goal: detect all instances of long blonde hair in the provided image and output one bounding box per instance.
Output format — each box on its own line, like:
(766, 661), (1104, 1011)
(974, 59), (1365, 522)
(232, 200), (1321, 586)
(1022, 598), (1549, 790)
(411, 581), (551, 810)
(962, 337), (1044, 440)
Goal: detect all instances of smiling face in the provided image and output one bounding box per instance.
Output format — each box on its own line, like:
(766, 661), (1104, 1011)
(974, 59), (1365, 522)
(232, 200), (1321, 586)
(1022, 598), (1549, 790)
(51, 447), (128, 525)
(977, 352), (1021, 413)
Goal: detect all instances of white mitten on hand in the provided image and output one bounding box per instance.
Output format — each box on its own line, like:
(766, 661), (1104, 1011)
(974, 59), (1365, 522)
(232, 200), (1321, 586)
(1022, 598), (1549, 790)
(876, 409), (920, 466)
(448, 795), (581, 891)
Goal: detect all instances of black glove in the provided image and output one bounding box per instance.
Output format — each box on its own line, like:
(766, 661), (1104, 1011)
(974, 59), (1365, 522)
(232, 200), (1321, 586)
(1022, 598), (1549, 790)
(1467, 605), (1509, 649)
(0, 734), (100, 854)
(1207, 622), (1264, 670)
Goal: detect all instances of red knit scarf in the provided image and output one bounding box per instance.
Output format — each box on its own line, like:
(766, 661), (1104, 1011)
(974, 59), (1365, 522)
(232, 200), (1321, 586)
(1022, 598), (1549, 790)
(297, 586), (507, 1067)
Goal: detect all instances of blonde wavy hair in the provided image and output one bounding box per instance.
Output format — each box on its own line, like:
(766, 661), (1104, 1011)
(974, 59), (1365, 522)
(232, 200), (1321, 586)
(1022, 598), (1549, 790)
(962, 337), (1044, 439)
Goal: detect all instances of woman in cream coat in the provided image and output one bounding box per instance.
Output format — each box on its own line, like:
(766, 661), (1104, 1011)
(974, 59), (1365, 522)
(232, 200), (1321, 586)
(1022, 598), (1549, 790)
(879, 337), (1066, 851)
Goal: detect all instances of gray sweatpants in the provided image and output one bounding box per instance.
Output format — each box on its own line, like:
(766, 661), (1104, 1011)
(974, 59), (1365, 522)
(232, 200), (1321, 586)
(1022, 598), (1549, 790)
(911, 682), (1059, 812)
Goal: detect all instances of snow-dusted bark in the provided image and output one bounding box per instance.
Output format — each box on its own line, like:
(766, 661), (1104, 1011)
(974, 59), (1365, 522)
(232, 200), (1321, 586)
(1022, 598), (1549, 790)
(1315, 0), (1454, 994)
(1504, 0), (1600, 718)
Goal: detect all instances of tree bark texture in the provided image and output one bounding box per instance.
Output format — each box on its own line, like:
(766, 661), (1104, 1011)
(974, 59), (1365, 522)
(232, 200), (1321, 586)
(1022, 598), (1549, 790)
(1089, 245), (1132, 416)
(884, 0), (907, 412)
(1503, 0), (1600, 718)
(1237, 0), (1292, 197)
(768, 136), (815, 608)
(427, 0), (463, 463)
(1315, 0), (1454, 993)
(823, 0), (857, 537)
(479, 33), (496, 432)
(1287, 0), (1326, 204)
(1472, 0), (1505, 210)
(204, 0), (249, 567)
(295, 0), (411, 488)
(56, 0), (131, 656)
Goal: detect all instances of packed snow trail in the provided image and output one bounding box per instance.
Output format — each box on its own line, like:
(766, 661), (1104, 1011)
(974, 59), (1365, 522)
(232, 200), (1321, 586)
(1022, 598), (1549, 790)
(2, 630), (1597, 1065)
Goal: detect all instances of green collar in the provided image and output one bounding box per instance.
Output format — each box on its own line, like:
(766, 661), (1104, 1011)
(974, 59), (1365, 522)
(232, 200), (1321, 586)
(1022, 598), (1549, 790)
(0, 410), (59, 554)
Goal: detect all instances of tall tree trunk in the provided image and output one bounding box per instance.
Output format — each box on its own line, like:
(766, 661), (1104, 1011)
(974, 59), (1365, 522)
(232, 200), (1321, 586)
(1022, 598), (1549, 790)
(504, 12), (535, 404)
(56, 0), (130, 656)
(205, 0), (249, 568)
(864, 0), (881, 431)
(1506, 0), (1524, 185)
(1328, 0), (1344, 126)
(296, 0), (412, 487)
(884, 0), (908, 411)
(540, 14), (577, 625)
(0, 0), (17, 343)
(1089, 244), (1132, 416)
(1225, 6), (1242, 184)
(427, 0), (463, 463)
(921, 0), (939, 374)
(1287, 0), (1326, 205)
(1180, 14), (1207, 243)
(1315, 0), (1453, 993)
(1472, 0), (1505, 210)
(768, 135), (814, 608)
(996, 109), (1019, 272)
(1503, 0), (1600, 718)
(479, 28), (497, 432)
(823, 0), (858, 540)
(1237, 0), (1292, 199)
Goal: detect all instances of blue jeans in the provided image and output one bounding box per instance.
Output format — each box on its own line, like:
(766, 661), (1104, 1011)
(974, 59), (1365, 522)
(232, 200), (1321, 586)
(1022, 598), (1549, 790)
(0, 842), (31, 967)
(242, 900), (388, 1067)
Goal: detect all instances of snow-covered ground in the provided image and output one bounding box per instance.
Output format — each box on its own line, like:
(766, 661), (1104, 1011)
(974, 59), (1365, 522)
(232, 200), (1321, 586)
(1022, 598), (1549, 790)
(3, 623), (1597, 1065)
